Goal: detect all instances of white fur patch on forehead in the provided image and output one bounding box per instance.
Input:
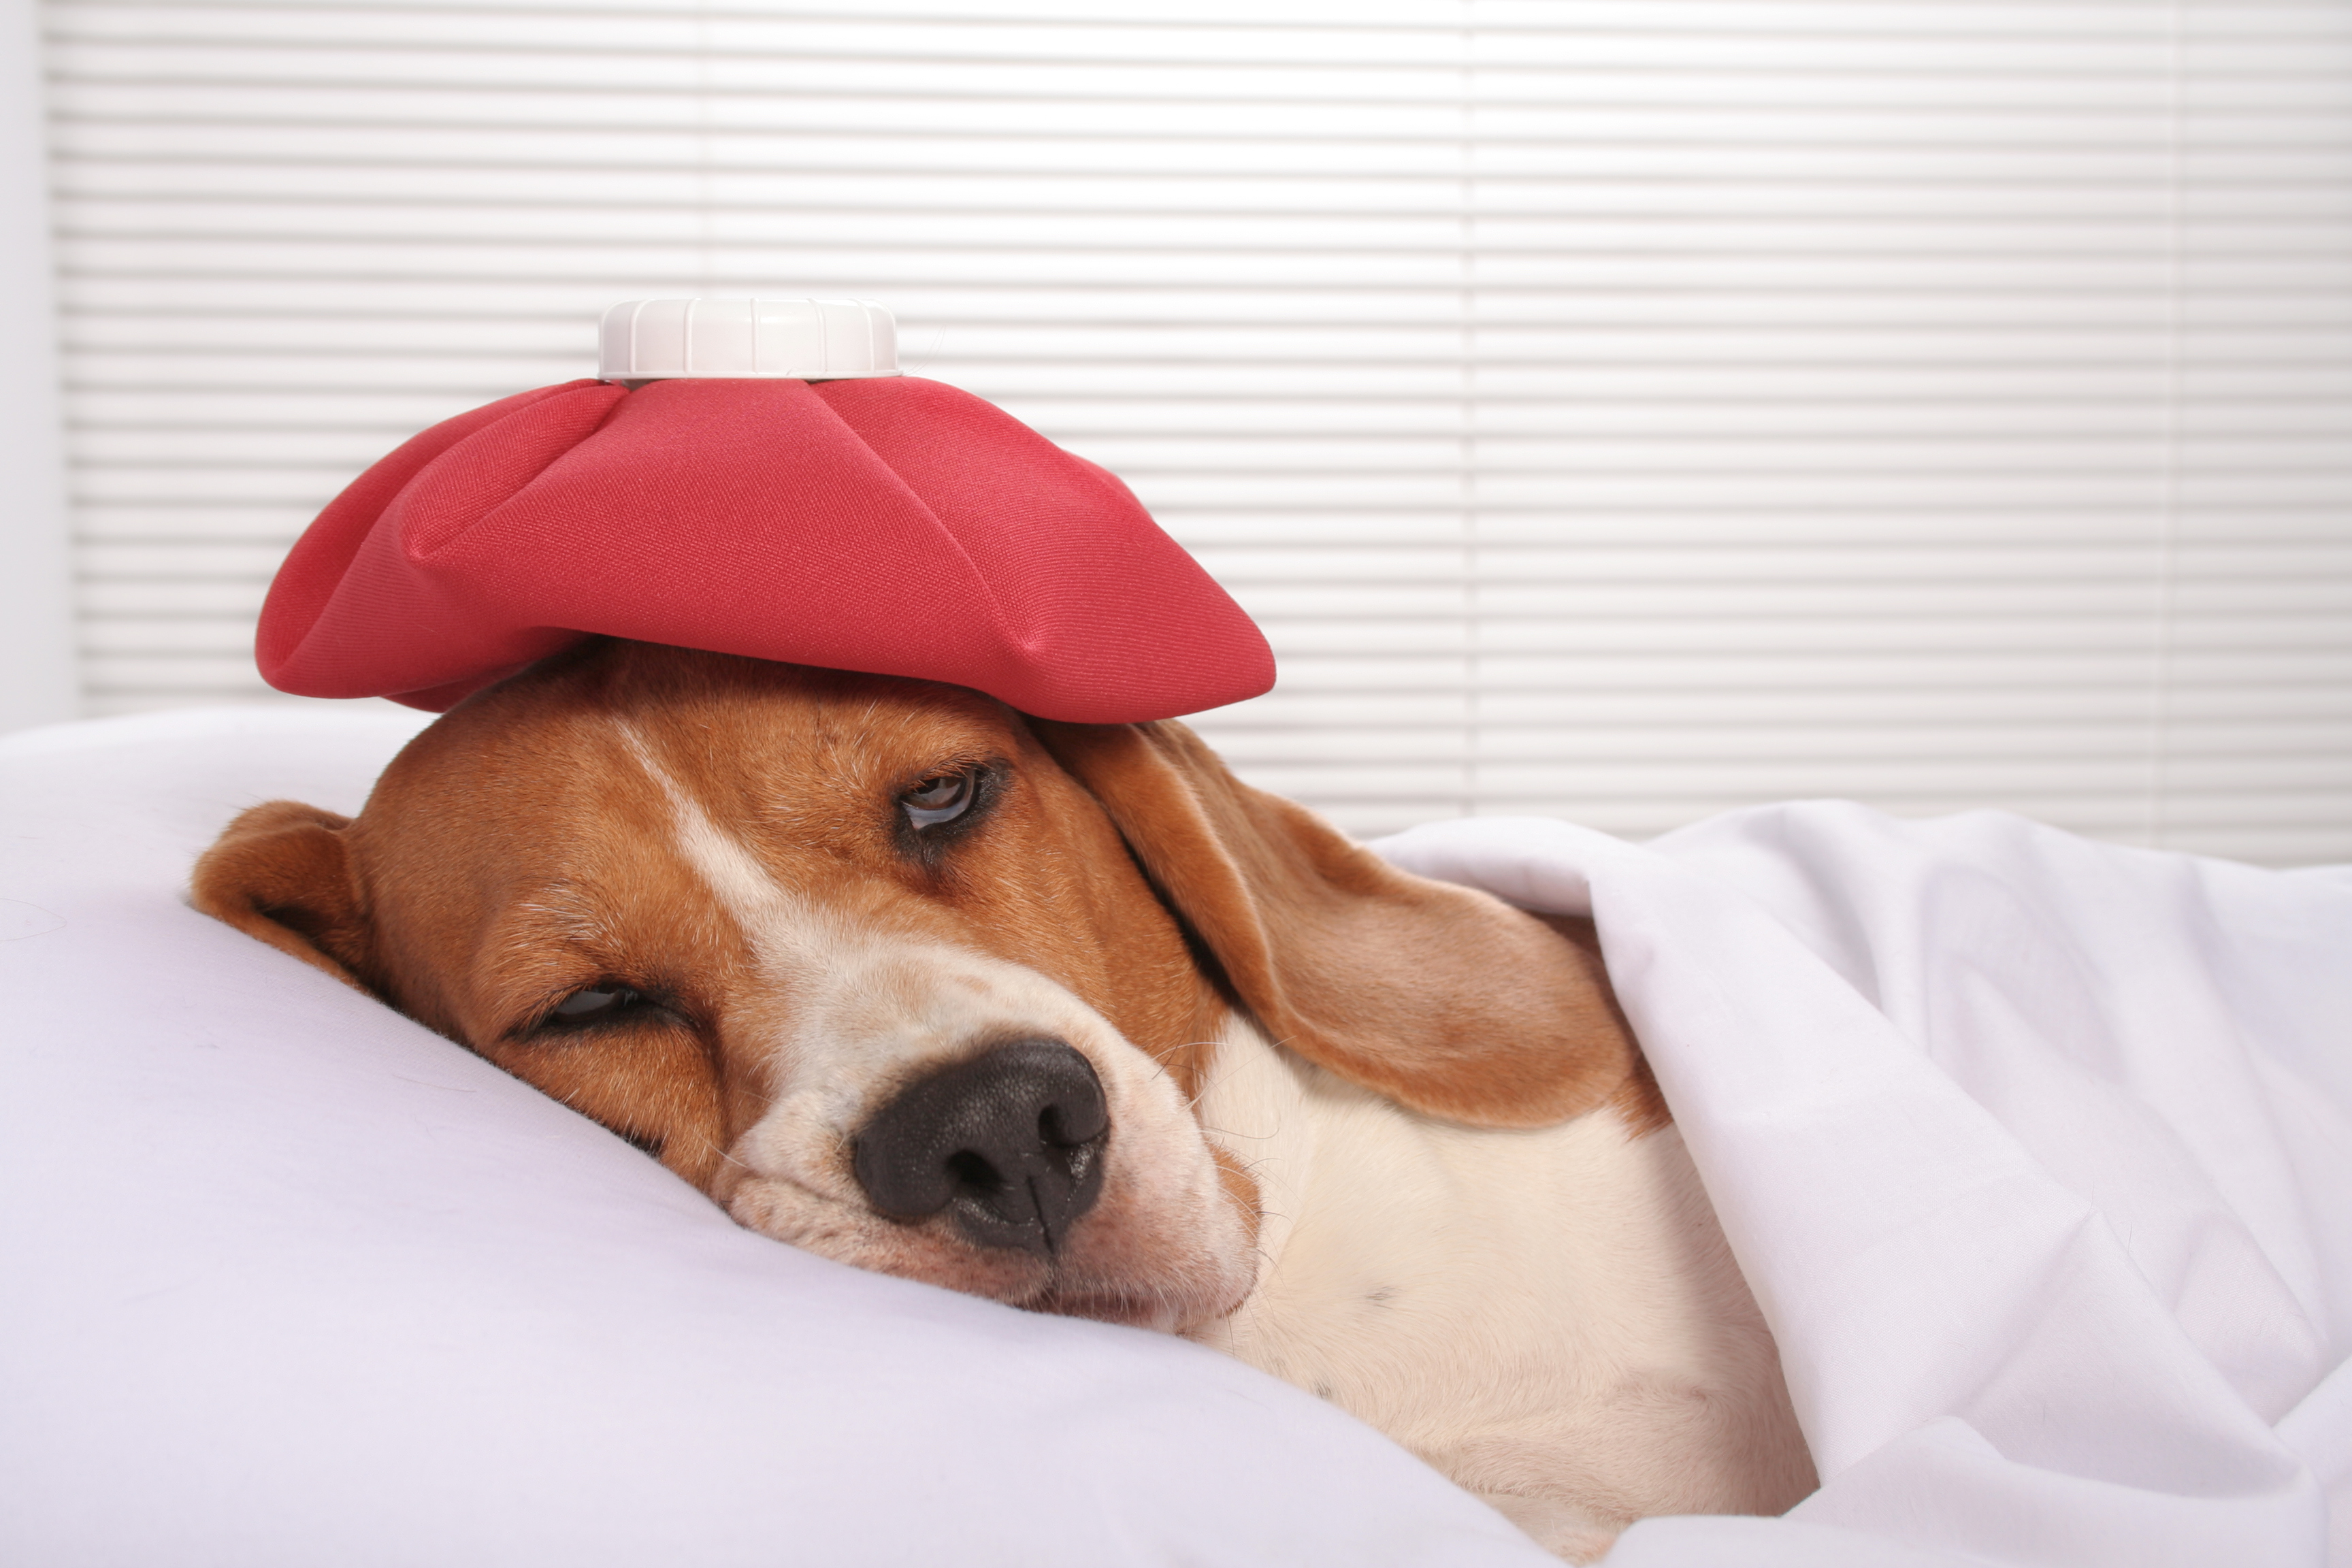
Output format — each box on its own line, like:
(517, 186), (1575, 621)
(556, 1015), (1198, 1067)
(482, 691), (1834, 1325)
(613, 718), (831, 963)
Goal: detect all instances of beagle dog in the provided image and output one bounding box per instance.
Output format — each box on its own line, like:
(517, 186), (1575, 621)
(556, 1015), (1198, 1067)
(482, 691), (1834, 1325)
(193, 638), (1814, 1560)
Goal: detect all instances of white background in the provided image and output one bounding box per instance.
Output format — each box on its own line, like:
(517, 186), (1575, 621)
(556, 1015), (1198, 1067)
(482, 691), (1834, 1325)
(11, 0), (2351, 863)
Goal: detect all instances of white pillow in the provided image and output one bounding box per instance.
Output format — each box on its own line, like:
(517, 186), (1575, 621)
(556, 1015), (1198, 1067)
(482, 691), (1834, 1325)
(0, 709), (1555, 1567)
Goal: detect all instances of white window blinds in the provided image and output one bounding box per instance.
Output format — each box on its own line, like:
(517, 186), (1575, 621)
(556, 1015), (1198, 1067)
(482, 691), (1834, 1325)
(42, 0), (2352, 865)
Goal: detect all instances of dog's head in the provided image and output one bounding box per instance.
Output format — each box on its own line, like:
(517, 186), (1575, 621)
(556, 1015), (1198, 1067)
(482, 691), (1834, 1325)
(195, 640), (1639, 1330)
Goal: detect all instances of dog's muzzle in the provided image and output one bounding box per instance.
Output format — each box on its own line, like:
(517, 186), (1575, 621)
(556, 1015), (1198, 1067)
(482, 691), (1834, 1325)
(851, 1039), (1109, 1257)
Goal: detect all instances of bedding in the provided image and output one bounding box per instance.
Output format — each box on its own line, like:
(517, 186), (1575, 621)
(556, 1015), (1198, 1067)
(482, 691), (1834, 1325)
(1379, 806), (2352, 1567)
(3, 707), (2347, 1566)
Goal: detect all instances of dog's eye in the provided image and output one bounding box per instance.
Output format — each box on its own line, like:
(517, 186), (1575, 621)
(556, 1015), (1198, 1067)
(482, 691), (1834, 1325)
(549, 985), (638, 1023)
(900, 769), (977, 830)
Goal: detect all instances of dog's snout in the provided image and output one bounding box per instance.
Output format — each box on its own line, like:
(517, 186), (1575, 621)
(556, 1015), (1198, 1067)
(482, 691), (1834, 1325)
(852, 1039), (1109, 1257)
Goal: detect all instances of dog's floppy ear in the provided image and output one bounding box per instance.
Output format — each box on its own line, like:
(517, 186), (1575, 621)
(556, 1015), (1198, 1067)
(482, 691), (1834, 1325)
(191, 801), (378, 992)
(1026, 719), (1639, 1129)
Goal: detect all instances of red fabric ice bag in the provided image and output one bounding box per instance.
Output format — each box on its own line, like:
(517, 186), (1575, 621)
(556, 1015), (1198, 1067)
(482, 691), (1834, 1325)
(257, 375), (1273, 721)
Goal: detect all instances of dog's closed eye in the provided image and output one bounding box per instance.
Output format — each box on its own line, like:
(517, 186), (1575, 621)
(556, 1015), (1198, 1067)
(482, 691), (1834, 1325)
(546, 985), (645, 1026)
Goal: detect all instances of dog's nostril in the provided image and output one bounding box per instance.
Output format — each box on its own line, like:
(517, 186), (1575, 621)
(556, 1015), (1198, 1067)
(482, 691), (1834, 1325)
(1038, 1102), (1085, 1147)
(852, 1038), (1109, 1258)
(945, 1147), (1004, 1196)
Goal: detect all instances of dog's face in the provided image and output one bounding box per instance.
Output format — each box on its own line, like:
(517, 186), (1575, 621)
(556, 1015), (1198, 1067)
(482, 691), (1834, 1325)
(196, 642), (1638, 1332)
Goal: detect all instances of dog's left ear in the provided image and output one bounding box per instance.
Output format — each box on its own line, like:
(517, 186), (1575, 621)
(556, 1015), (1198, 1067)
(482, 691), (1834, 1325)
(1026, 719), (1638, 1129)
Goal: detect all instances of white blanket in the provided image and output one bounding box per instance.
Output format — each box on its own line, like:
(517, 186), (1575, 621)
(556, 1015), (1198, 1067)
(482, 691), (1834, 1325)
(1377, 808), (2352, 1567)
(4, 710), (2347, 1565)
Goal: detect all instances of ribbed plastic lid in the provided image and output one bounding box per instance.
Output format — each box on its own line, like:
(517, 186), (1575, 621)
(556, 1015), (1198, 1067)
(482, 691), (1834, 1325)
(599, 298), (900, 382)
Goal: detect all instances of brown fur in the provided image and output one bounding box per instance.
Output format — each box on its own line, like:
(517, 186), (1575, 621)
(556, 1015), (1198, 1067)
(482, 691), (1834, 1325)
(192, 640), (1650, 1233)
(1031, 719), (1648, 1130)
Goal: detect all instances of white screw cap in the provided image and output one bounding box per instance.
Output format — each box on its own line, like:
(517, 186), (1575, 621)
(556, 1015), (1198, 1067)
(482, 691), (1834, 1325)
(599, 299), (900, 382)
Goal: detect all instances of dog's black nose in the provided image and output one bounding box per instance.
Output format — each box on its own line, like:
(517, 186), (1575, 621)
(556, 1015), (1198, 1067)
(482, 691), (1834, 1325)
(851, 1039), (1109, 1257)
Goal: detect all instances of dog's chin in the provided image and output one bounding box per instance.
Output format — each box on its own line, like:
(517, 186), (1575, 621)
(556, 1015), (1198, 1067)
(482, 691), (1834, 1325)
(1028, 1288), (1209, 1335)
(723, 1177), (1253, 1335)
(862, 1247), (1251, 1338)
(1006, 1231), (1258, 1337)
(1013, 1233), (1262, 1334)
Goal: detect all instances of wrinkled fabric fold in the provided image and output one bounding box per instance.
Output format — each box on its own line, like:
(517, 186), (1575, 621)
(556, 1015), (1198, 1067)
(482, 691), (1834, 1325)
(1376, 804), (2352, 1567)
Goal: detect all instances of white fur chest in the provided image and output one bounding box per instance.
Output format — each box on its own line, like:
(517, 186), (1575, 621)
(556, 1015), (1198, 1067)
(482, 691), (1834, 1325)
(1185, 1021), (1811, 1552)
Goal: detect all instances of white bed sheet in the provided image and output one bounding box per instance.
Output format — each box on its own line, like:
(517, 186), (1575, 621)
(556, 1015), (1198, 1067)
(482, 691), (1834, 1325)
(1378, 807), (2352, 1567)
(4, 708), (2347, 1567)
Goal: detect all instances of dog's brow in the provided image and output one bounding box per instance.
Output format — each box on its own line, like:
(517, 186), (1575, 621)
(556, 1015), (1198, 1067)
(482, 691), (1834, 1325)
(612, 718), (830, 967)
(480, 892), (615, 993)
(508, 889), (606, 943)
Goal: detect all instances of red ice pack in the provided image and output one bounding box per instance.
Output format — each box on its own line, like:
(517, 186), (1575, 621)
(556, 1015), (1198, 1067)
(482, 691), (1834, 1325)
(256, 301), (1273, 722)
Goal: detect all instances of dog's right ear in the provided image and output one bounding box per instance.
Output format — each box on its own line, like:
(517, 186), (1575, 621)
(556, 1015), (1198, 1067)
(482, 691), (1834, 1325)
(1026, 718), (1643, 1130)
(191, 801), (378, 992)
